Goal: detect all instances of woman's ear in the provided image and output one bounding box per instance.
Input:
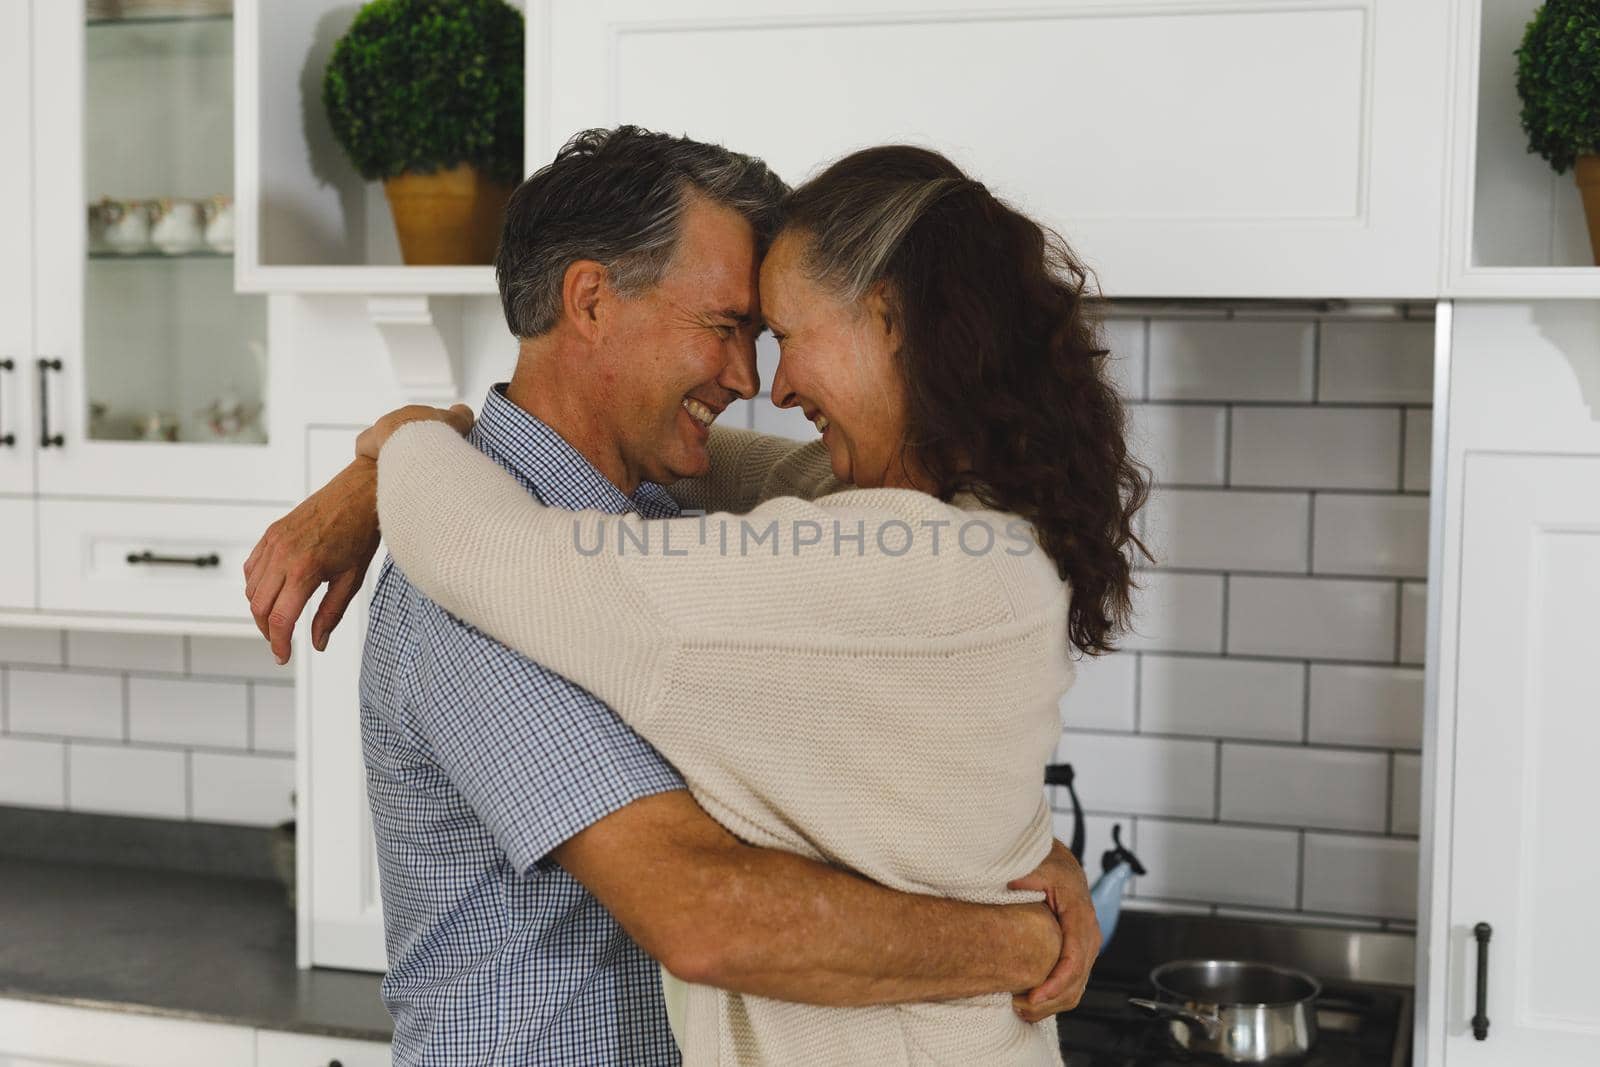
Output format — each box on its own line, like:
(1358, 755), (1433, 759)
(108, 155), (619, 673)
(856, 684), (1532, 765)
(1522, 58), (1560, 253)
(561, 259), (608, 343)
(865, 280), (900, 348)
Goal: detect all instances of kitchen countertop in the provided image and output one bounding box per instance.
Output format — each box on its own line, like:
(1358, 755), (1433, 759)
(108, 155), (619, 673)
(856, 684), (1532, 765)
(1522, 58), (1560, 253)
(0, 857), (391, 1042)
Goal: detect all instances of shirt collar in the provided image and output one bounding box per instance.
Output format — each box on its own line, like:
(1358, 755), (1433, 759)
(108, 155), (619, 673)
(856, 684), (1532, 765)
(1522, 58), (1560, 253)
(468, 384), (680, 518)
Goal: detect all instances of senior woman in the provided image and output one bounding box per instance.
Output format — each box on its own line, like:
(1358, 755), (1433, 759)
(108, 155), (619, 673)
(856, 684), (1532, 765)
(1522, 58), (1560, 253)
(270, 146), (1147, 1064)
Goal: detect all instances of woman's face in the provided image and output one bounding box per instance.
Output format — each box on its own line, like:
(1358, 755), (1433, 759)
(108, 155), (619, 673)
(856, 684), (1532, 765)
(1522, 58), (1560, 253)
(759, 231), (912, 488)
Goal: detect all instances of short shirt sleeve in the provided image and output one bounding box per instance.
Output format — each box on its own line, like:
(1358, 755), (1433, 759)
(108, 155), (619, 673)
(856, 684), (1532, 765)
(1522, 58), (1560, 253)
(406, 588), (686, 876)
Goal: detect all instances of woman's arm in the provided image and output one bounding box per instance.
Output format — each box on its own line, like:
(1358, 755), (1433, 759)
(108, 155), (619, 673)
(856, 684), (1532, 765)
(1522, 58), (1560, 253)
(668, 426), (847, 514)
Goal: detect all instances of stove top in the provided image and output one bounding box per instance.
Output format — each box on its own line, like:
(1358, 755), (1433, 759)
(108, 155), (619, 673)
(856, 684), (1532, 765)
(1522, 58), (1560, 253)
(1056, 972), (1412, 1067)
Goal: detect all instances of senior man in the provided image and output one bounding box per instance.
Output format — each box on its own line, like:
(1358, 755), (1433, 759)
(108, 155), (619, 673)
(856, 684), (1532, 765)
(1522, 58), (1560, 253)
(244, 126), (1095, 1065)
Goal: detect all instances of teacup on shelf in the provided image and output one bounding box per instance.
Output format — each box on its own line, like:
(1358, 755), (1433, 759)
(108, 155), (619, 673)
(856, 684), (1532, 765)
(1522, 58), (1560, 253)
(97, 198), (150, 255)
(202, 194), (234, 253)
(149, 198), (204, 255)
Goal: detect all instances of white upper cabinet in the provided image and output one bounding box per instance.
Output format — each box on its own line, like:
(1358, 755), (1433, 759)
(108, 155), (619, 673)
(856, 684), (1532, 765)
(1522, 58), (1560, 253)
(539, 0), (1450, 299)
(1, 0), (35, 497)
(28, 1), (296, 502)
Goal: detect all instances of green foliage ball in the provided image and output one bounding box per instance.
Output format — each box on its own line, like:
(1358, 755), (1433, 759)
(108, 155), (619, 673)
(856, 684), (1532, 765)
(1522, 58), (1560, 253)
(1517, 0), (1600, 174)
(323, 0), (524, 183)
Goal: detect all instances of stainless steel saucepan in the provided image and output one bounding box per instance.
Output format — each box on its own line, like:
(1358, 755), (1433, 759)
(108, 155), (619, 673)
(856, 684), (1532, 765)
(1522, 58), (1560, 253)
(1129, 958), (1321, 1063)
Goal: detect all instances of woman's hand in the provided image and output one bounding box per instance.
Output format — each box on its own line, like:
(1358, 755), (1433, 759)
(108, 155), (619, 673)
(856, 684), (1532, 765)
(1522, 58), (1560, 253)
(356, 403), (475, 461)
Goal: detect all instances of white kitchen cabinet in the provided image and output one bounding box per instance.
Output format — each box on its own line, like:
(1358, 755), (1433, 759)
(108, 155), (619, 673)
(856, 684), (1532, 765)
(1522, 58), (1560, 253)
(1419, 302), (1600, 1066)
(255, 1029), (390, 1067)
(28, 1), (297, 503)
(0, 999), (254, 1067)
(540, 0), (1450, 299)
(0, 498), (37, 610)
(0, 0), (36, 498)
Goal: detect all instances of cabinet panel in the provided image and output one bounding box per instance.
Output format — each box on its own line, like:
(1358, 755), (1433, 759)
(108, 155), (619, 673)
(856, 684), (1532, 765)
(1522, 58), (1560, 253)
(0, 0), (34, 495)
(542, 0), (1448, 298)
(0, 498), (37, 609)
(0, 999), (254, 1067)
(37, 498), (283, 619)
(303, 427), (386, 971)
(1447, 453), (1600, 1065)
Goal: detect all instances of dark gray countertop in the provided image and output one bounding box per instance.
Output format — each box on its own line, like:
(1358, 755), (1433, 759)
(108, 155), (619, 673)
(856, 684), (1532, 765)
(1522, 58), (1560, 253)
(0, 858), (391, 1042)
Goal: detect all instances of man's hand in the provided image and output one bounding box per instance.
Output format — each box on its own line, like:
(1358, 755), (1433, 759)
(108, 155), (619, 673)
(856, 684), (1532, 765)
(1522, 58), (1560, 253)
(243, 458), (383, 664)
(1009, 838), (1100, 1022)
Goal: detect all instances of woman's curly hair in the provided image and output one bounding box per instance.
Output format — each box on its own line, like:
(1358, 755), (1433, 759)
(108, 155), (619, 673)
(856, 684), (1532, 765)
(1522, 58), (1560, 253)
(781, 146), (1151, 655)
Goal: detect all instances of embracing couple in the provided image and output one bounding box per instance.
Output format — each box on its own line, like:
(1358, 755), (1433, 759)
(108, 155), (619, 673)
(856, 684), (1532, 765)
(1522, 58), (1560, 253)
(245, 125), (1149, 1065)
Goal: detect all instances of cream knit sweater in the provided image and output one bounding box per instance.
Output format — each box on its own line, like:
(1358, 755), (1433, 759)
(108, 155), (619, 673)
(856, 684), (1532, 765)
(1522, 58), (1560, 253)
(377, 422), (1074, 1067)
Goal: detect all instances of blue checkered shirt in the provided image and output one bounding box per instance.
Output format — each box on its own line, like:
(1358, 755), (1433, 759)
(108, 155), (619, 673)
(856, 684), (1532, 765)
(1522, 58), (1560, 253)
(359, 384), (686, 1066)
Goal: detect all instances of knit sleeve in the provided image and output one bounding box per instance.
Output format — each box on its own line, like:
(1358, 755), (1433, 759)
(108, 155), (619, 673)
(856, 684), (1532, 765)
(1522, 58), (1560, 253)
(377, 422), (1028, 730)
(667, 426), (847, 514)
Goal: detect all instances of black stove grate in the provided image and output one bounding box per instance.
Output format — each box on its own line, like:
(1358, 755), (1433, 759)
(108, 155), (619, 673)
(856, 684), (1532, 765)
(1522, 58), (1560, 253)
(1057, 976), (1408, 1067)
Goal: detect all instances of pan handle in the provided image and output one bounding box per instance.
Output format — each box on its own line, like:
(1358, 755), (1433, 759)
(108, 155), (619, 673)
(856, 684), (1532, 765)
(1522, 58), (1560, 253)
(1129, 997), (1222, 1039)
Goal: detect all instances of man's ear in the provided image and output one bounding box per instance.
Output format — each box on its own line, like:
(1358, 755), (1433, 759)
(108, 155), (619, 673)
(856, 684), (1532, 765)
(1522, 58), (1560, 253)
(561, 259), (608, 342)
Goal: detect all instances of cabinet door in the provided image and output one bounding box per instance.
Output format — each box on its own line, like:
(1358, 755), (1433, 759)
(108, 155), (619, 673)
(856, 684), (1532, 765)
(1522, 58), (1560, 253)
(256, 1030), (390, 1067)
(1446, 453), (1600, 1065)
(0, 498), (37, 610)
(0, 0), (34, 494)
(541, 0), (1448, 299)
(303, 426), (387, 971)
(0, 999), (254, 1067)
(30, 1), (295, 502)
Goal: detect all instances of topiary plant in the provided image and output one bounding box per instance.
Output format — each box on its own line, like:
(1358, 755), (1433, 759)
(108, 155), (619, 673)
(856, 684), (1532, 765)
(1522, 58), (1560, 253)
(323, 0), (524, 184)
(1516, 0), (1600, 174)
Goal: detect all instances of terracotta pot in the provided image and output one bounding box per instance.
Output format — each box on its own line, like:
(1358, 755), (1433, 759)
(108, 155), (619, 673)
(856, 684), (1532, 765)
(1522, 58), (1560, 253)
(1575, 156), (1600, 267)
(382, 163), (516, 266)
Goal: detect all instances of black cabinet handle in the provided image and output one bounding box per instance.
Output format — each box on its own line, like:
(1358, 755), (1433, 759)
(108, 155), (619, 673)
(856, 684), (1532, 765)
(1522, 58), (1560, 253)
(37, 358), (63, 448)
(1472, 921), (1492, 1041)
(125, 551), (221, 568)
(0, 358), (13, 447)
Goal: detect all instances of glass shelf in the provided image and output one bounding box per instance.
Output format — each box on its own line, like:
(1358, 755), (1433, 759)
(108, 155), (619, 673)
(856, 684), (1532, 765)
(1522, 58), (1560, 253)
(87, 13), (232, 29)
(89, 249), (233, 260)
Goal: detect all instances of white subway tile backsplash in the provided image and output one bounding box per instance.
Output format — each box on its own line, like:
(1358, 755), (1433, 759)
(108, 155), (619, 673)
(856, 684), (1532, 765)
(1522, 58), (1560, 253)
(1302, 834), (1418, 919)
(0, 736), (66, 808)
(1127, 405), (1227, 487)
(252, 683), (295, 754)
(751, 400), (818, 441)
(1399, 582), (1427, 665)
(1140, 656), (1304, 741)
(190, 751), (294, 826)
(0, 627), (64, 667)
(128, 677), (248, 749)
(7, 669), (123, 741)
(1144, 489), (1309, 573)
(66, 631), (184, 673)
(1058, 653), (1137, 732)
(68, 743), (187, 819)
(1307, 665), (1424, 749)
(1230, 408), (1401, 490)
(1312, 495), (1429, 578)
(1125, 572), (1224, 654)
(1135, 819), (1301, 909)
(1403, 409), (1432, 492)
(1102, 318), (1147, 400)
(187, 636), (292, 682)
(1148, 320), (1314, 402)
(1317, 320), (1434, 404)
(1228, 577), (1397, 662)
(1391, 754), (1422, 835)
(1220, 744), (1388, 832)
(1058, 732), (1215, 819)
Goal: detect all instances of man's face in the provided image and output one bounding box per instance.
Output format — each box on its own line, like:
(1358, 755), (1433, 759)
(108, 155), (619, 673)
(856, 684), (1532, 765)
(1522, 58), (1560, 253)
(595, 196), (762, 485)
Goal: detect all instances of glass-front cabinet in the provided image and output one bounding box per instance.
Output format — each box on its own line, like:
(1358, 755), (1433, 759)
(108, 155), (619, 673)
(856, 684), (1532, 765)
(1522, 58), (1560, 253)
(30, 0), (294, 502)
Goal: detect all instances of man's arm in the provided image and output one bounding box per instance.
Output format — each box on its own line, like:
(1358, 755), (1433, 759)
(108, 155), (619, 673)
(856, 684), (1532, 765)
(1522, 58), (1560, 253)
(557, 788), (1076, 1007)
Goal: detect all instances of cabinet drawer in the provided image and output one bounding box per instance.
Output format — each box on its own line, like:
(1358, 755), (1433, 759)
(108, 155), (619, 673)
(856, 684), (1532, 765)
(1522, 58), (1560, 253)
(38, 499), (282, 619)
(255, 1029), (391, 1067)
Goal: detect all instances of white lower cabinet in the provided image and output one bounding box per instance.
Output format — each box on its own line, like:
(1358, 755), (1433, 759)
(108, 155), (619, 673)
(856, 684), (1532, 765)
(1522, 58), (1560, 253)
(255, 1030), (390, 1067)
(1441, 453), (1600, 1065)
(36, 499), (285, 619)
(0, 1000), (389, 1067)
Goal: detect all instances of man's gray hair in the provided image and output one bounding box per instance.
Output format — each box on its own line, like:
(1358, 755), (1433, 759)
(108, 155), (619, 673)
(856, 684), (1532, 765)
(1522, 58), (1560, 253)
(495, 126), (790, 339)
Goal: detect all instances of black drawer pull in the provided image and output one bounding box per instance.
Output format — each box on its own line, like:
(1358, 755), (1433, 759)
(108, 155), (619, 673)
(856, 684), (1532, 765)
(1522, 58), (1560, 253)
(0, 358), (14, 447)
(38, 358), (63, 448)
(1472, 921), (1492, 1041)
(126, 551), (221, 568)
